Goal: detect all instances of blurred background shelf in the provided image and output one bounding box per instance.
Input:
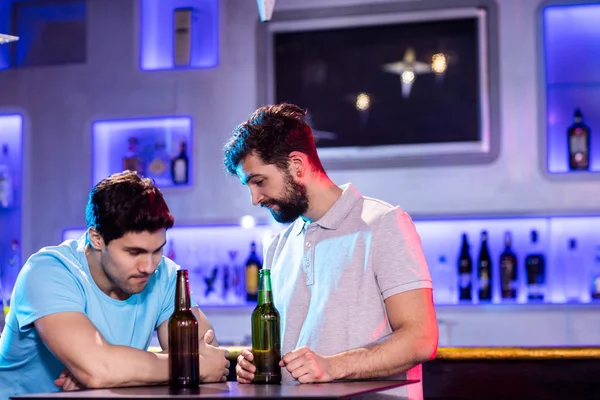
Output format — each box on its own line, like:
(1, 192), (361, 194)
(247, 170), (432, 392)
(542, 2), (600, 174)
(139, 0), (219, 71)
(0, 113), (22, 311)
(91, 116), (193, 189)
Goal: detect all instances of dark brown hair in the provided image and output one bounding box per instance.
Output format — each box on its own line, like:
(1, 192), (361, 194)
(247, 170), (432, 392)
(223, 103), (325, 175)
(85, 171), (175, 245)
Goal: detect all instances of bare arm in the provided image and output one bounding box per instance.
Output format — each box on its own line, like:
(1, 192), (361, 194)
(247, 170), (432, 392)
(35, 312), (169, 389)
(157, 306), (217, 351)
(328, 288), (438, 380)
(280, 288), (438, 383)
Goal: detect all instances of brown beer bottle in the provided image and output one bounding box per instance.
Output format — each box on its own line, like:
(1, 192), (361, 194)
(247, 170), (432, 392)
(251, 269), (281, 384)
(169, 269), (200, 388)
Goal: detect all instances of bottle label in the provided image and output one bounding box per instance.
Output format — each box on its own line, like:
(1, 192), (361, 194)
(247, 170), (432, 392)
(570, 134), (588, 155)
(592, 276), (600, 297)
(246, 265), (259, 295)
(501, 259), (517, 290)
(123, 157), (145, 176)
(479, 270), (489, 289)
(0, 177), (10, 206)
(150, 158), (167, 175)
(459, 273), (471, 289)
(173, 159), (186, 182)
(526, 256), (545, 284)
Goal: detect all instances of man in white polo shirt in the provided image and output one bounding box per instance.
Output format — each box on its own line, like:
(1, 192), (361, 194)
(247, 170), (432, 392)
(223, 103), (438, 399)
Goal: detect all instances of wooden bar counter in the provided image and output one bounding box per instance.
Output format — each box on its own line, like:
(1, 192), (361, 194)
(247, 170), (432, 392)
(144, 345), (600, 399)
(221, 346), (600, 399)
(12, 381), (419, 400)
(424, 346), (600, 399)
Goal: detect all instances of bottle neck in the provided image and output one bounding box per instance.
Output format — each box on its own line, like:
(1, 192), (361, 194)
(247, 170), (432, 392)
(175, 270), (192, 311)
(504, 233), (512, 250)
(460, 241), (469, 254)
(258, 270), (273, 305)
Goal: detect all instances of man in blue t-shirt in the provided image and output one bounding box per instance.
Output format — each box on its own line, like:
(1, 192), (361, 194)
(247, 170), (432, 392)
(0, 171), (229, 399)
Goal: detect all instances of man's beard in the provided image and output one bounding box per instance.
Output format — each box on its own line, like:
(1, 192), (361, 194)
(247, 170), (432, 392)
(262, 172), (309, 223)
(101, 256), (148, 296)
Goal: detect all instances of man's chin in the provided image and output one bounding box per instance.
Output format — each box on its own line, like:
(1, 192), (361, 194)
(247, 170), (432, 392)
(125, 282), (149, 295)
(271, 211), (298, 224)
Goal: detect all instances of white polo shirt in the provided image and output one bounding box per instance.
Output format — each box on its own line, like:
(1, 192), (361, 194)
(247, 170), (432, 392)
(265, 183), (433, 400)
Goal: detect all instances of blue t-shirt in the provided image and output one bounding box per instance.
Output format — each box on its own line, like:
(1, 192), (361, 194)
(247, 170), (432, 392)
(0, 234), (178, 400)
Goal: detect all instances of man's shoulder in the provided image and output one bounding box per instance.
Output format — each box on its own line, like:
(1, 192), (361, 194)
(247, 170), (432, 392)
(24, 239), (85, 275)
(359, 195), (405, 226)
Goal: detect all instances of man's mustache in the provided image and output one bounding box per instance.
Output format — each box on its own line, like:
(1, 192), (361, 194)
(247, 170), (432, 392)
(260, 201), (277, 208)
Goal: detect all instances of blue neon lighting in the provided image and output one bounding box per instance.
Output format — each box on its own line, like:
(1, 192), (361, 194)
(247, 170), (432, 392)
(140, 0), (219, 71)
(0, 114), (24, 299)
(63, 214), (600, 306)
(91, 116), (193, 187)
(543, 3), (600, 173)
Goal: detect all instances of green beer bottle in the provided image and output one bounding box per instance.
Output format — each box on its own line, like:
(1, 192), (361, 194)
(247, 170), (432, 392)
(251, 269), (281, 384)
(169, 269), (200, 388)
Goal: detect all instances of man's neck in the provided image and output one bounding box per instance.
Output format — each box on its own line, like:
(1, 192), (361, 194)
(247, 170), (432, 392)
(302, 176), (343, 223)
(85, 245), (129, 301)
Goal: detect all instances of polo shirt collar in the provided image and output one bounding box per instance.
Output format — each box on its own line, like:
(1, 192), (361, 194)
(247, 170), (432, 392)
(292, 182), (360, 235)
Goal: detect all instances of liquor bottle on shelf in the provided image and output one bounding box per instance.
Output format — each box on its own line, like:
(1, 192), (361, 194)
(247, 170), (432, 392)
(567, 108), (590, 171)
(228, 250), (245, 304)
(457, 233), (473, 302)
(5, 240), (20, 300)
(222, 263), (230, 301)
(166, 241), (176, 261)
(203, 267), (218, 299)
(432, 255), (455, 304)
(563, 238), (584, 303)
(0, 144), (14, 209)
(499, 231), (518, 301)
(122, 137), (146, 176)
(590, 246), (600, 300)
(171, 141), (189, 185)
(477, 231), (492, 302)
(0, 281), (5, 331)
(233, 267), (241, 298)
(148, 141), (172, 186)
(0, 263), (6, 327)
(525, 230), (546, 302)
(245, 241), (261, 303)
(0, 240), (16, 325)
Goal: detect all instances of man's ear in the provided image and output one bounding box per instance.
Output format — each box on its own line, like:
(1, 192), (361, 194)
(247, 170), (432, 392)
(288, 151), (308, 178)
(88, 228), (105, 250)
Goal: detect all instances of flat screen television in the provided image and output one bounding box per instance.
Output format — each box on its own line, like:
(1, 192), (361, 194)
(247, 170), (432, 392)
(265, 7), (495, 168)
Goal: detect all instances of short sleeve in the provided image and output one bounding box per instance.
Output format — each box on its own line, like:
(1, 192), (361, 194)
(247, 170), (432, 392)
(155, 258), (177, 330)
(372, 207), (432, 299)
(13, 254), (86, 332)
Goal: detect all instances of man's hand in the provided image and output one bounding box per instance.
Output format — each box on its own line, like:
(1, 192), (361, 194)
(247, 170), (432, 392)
(203, 328), (218, 346)
(280, 347), (334, 384)
(54, 368), (84, 391)
(235, 348), (256, 384)
(199, 330), (230, 383)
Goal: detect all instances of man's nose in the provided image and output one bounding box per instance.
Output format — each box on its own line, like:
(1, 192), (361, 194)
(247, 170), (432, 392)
(251, 190), (264, 206)
(138, 255), (154, 274)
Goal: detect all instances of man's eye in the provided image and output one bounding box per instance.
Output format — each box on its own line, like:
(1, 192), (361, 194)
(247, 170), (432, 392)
(129, 251), (141, 256)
